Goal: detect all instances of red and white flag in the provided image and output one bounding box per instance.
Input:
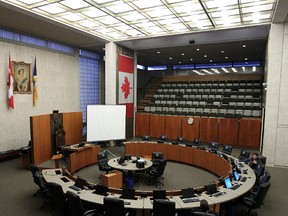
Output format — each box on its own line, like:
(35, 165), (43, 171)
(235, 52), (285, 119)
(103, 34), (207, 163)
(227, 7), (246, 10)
(7, 54), (14, 109)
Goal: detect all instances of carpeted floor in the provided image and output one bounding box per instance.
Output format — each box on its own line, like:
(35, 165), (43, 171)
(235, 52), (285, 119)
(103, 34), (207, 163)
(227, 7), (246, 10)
(0, 145), (287, 216)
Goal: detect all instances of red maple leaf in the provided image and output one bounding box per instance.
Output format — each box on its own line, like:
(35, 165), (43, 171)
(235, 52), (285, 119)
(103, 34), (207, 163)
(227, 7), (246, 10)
(121, 76), (132, 99)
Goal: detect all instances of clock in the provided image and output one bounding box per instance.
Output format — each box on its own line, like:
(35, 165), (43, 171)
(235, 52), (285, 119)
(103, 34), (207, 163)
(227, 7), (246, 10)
(187, 117), (194, 125)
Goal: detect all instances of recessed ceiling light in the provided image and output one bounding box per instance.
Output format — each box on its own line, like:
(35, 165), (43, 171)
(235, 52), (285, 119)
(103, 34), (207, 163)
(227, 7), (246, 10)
(179, 61), (181, 64)
(190, 58), (193, 61)
(197, 48), (200, 51)
(231, 68), (237, 72)
(204, 55), (207, 57)
(181, 53), (184, 56)
(169, 57), (172, 59)
(242, 44), (246, 48)
(225, 56), (228, 59)
(210, 60), (213, 62)
(157, 51), (160, 54)
(245, 57), (248, 60)
(221, 50), (224, 53)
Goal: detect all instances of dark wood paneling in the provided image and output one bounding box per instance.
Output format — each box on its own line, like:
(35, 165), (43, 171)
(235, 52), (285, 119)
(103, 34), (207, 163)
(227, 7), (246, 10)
(149, 114), (165, 138)
(218, 118), (239, 146)
(192, 149), (206, 168)
(179, 146), (194, 164)
(239, 119), (261, 148)
(139, 143), (153, 158)
(200, 117), (219, 143)
(125, 142), (140, 156)
(166, 144), (181, 161)
(165, 115), (182, 140)
(135, 113), (150, 137)
(181, 116), (200, 142)
(31, 114), (51, 165)
(215, 158), (232, 177)
(63, 112), (83, 145)
(153, 143), (167, 157)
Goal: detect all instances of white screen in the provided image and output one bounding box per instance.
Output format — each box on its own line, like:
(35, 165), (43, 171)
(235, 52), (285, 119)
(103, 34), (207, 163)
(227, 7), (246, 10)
(87, 105), (126, 142)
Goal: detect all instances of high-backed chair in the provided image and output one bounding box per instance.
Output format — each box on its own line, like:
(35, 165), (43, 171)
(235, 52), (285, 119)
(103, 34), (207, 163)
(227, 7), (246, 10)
(47, 182), (69, 216)
(176, 137), (185, 144)
(239, 149), (251, 162)
(29, 164), (48, 197)
(208, 142), (219, 152)
(148, 159), (167, 187)
(222, 145), (233, 155)
(158, 135), (168, 143)
(240, 182), (271, 216)
(259, 155), (267, 166)
(142, 135), (151, 141)
(193, 138), (201, 146)
(153, 199), (176, 216)
(97, 151), (113, 174)
(151, 152), (164, 169)
(253, 170), (271, 192)
(66, 191), (98, 216)
(103, 197), (127, 216)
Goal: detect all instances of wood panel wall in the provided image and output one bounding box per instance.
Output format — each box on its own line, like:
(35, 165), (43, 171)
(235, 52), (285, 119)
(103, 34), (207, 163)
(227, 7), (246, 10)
(63, 112), (83, 145)
(30, 114), (52, 165)
(135, 113), (262, 148)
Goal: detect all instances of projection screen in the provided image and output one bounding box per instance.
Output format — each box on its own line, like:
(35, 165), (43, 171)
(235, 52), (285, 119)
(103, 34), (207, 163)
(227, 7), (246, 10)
(87, 105), (126, 142)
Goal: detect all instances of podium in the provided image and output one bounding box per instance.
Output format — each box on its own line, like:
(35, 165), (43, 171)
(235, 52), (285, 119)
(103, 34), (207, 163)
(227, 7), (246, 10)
(100, 170), (123, 188)
(51, 154), (63, 168)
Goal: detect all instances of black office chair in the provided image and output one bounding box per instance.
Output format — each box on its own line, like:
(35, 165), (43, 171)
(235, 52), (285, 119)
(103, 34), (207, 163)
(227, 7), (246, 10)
(103, 197), (128, 216)
(151, 152), (164, 169)
(208, 142), (219, 151)
(47, 182), (69, 216)
(142, 135), (151, 141)
(193, 138), (201, 146)
(29, 164), (48, 197)
(254, 162), (265, 180)
(66, 191), (98, 216)
(240, 182), (271, 216)
(259, 155), (267, 166)
(253, 170), (271, 192)
(158, 135), (168, 143)
(176, 137), (185, 144)
(152, 199), (176, 216)
(148, 159), (167, 187)
(222, 145), (233, 155)
(239, 149), (251, 162)
(97, 151), (113, 174)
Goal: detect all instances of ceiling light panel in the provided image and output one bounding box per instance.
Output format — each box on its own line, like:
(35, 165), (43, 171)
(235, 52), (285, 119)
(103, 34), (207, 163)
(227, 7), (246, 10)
(2, 0), (277, 41)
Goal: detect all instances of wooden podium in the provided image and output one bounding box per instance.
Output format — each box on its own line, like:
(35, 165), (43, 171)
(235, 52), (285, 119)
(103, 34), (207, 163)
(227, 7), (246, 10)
(100, 170), (123, 188)
(51, 154), (63, 168)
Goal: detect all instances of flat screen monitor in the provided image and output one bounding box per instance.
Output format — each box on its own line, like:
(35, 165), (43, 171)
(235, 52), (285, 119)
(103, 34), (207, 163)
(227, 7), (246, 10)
(153, 190), (166, 200)
(87, 105), (126, 142)
(207, 183), (217, 195)
(181, 188), (195, 198)
(122, 188), (136, 200)
(233, 170), (240, 181)
(93, 184), (108, 196)
(74, 177), (87, 189)
(224, 177), (232, 189)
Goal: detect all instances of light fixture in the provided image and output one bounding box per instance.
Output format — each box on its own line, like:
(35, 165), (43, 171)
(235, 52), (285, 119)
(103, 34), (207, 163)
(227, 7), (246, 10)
(231, 68), (237, 72)
(242, 44), (246, 48)
(157, 51), (160, 54)
(181, 53), (185, 55)
(222, 67), (229, 73)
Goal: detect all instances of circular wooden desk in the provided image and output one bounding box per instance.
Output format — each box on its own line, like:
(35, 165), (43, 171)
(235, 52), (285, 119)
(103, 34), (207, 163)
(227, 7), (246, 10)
(108, 157), (153, 171)
(42, 141), (256, 216)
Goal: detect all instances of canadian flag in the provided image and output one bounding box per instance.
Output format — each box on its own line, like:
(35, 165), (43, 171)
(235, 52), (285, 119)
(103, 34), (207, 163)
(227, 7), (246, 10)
(119, 71), (133, 104)
(7, 54), (14, 109)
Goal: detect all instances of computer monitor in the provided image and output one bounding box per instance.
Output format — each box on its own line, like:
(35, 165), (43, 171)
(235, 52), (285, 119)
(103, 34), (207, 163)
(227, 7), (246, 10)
(224, 177), (232, 189)
(74, 177), (87, 189)
(118, 156), (125, 165)
(122, 188), (136, 200)
(233, 170), (240, 181)
(181, 188), (195, 198)
(93, 184), (108, 196)
(153, 190), (166, 200)
(206, 183), (217, 195)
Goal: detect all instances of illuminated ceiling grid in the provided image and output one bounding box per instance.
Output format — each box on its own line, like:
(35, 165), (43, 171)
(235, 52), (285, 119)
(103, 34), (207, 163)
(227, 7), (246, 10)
(2, 0), (277, 41)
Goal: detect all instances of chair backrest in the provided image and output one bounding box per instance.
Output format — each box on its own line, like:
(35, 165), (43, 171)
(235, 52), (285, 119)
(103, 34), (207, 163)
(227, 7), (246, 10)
(103, 197), (125, 216)
(159, 135), (168, 142)
(153, 199), (176, 216)
(66, 191), (85, 216)
(239, 149), (250, 159)
(97, 152), (109, 171)
(208, 142), (219, 151)
(155, 159), (167, 177)
(194, 138), (201, 146)
(259, 155), (267, 165)
(97, 151), (108, 161)
(259, 171), (271, 185)
(177, 137), (185, 143)
(253, 182), (271, 208)
(222, 145), (233, 155)
(142, 135), (151, 141)
(47, 182), (68, 211)
(29, 164), (46, 192)
(152, 152), (164, 160)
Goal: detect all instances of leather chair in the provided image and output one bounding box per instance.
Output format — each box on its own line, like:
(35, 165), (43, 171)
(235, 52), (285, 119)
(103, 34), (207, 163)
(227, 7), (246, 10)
(153, 199), (176, 216)
(47, 182), (69, 216)
(222, 145), (233, 155)
(240, 182), (271, 216)
(148, 159), (167, 187)
(66, 191), (98, 216)
(253, 170), (271, 192)
(29, 164), (48, 197)
(97, 151), (113, 174)
(208, 142), (219, 151)
(239, 149), (251, 162)
(193, 138), (201, 146)
(157, 135), (168, 143)
(192, 212), (217, 216)
(142, 135), (151, 141)
(176, 137), (185, 144)
(103, 197), (128, 216)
